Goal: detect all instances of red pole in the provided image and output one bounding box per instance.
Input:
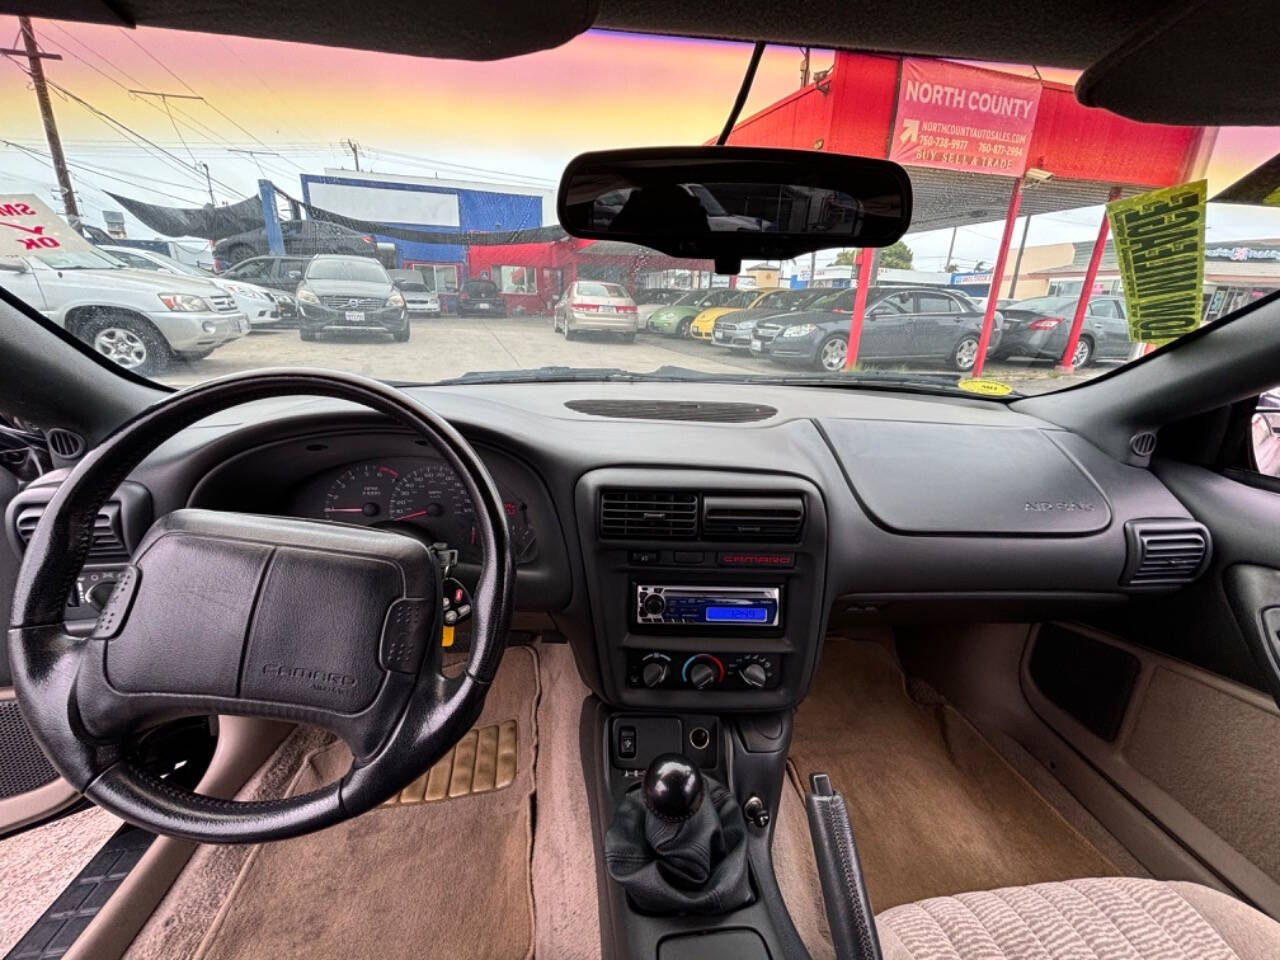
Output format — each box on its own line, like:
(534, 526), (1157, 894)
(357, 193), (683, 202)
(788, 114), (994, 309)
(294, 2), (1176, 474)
(1059, 186), (1122, 372)
(843, 248), (875, 371)
(971, 177), (1023, 379)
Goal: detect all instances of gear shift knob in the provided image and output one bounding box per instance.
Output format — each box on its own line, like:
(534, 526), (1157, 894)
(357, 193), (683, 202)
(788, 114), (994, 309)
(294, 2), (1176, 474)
(642, 753), (704, 821)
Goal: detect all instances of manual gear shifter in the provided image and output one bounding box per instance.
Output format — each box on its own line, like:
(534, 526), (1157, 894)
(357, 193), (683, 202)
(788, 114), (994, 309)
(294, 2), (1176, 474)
(604, 753), (753, 915)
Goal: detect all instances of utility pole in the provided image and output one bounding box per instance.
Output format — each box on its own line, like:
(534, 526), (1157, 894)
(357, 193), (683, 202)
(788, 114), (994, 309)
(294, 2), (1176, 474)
(197, 162), (216, 207)
(943, 226), (958, 272)
(1008, 215), (1032, 300)
(799, 47), (811, 87)
(341, 138), (361, 171)
(6, 17), (79, 218)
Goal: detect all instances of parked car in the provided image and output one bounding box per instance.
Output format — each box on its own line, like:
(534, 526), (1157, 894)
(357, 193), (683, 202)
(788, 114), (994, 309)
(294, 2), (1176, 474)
(213, 219), (378, 269)
(100, 245), (291, 328)
(752, 286), (1002, 373)
(456, 278), (507, 317)
(648, 288), (742, 337)
(295, 255), (408, 341)
(632, 288), (685, 323)
(0, 246), (247, 375)
(553, 280), (639, 341)
(689, 287), (781, 340)
(389, 271), (441, 317)
(711, 287), (839, 349)
(991, 294), (1130, 367)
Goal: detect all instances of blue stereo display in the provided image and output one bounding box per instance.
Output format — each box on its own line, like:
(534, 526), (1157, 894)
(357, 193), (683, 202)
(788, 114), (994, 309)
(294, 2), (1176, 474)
(705, 606), (769, 622)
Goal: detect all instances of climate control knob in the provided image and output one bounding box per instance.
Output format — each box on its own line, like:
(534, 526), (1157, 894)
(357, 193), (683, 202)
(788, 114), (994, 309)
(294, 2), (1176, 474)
(683, 654), (725, 690)
(739, 662), (769, 689)
(641, 660), (669, 688)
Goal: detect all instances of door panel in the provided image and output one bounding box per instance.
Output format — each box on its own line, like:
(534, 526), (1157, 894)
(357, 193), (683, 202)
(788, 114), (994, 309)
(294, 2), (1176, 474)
(861, 293), (911, 359)
(0, 467), (78, 835)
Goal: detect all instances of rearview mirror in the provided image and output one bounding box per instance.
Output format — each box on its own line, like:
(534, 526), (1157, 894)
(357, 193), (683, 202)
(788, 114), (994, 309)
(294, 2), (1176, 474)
(558, 147), (912, 273)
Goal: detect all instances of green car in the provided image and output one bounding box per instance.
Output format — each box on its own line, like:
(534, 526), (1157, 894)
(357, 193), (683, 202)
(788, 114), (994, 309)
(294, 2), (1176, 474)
(647, 288), (742, 337)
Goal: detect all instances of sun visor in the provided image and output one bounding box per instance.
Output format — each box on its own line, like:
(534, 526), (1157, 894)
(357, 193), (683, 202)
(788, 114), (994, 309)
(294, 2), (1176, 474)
(1076, 0), (1280, 125)
(0, 0), (600, 61)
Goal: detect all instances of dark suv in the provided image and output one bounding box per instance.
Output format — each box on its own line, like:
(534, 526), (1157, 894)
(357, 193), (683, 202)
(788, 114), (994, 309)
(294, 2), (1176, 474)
(456, 278), (507, 317)
(295, 255), (408, 341)
(752, 286), (1002, 373)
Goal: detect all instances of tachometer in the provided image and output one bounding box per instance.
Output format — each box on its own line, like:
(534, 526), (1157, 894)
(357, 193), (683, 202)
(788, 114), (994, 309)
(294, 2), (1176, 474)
(389, 462), (474, 544)
(324, 463), (399, 521)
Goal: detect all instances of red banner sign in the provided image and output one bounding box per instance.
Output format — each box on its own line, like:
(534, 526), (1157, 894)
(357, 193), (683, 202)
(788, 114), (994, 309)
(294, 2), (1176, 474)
(890, 59), (1042, 176)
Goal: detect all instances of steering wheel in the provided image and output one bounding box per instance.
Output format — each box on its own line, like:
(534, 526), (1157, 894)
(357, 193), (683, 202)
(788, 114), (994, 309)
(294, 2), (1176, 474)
(7, 370), (514, 843)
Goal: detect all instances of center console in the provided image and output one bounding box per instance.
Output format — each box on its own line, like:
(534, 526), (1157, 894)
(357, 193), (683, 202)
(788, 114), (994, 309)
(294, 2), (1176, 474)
(574, 468), (830, 959)
(574, 468), (829, 712)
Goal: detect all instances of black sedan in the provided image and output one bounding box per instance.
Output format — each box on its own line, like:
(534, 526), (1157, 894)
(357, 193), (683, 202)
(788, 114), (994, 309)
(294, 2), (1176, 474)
(991, 294), (1131, 367)
(752, 286), (1002, 373)
(213, 219), (379, 269)
(295, 255), (409, 341)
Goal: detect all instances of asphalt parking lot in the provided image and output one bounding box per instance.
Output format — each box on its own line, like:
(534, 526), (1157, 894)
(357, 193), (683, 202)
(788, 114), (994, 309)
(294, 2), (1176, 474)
(157, 315), (1114, 396)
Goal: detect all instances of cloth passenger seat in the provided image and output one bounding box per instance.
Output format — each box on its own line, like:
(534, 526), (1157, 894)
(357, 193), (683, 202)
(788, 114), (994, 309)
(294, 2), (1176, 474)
(875, 877), (1280, 959)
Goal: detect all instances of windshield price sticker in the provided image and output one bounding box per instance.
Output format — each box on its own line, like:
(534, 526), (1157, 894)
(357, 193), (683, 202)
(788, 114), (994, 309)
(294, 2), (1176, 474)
(1108, 181), (1207, 345)
(957, 378), (1013, 397)
(890, 59), (1042, 176)
(0, 194), (96, 259)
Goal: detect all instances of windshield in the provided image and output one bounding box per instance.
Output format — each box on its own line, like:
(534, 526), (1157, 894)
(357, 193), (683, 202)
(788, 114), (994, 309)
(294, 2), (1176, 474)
(305, 259), (388, 283)
(1, 22), (1278, 394)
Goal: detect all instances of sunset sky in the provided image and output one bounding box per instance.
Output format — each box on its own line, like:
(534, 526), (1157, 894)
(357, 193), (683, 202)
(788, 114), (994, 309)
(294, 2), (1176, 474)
(3, 17), (1279, 270)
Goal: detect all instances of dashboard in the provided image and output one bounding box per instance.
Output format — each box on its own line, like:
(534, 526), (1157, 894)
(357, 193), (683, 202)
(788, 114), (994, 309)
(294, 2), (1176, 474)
(4, 379), (1209, 713)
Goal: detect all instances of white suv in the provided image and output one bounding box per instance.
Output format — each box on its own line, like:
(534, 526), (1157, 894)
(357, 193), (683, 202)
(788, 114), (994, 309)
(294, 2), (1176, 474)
(0, 247), (248, 376)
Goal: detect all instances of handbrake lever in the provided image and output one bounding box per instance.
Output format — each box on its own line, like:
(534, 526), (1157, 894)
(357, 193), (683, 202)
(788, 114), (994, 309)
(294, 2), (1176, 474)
(804, 772), (883, 960)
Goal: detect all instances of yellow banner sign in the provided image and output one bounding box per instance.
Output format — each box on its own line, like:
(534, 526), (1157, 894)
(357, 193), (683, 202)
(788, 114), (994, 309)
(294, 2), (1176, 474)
(1107, 181), (1205, 345)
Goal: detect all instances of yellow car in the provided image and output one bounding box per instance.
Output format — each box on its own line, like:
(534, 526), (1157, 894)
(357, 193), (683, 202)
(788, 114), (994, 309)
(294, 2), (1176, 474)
(689, 287), (782, 340)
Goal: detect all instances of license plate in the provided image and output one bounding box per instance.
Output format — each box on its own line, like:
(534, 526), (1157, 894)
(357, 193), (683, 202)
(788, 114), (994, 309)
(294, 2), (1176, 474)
(344, 310), (365, 324)
(478, 303), (490, 310)
(750, 339), (762, 353)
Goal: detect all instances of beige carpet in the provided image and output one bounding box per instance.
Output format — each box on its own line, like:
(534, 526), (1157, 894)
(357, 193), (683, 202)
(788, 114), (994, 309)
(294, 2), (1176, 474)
(783, 639), (1118, 917)
(0, 803), (122, 955)
(529, 642), (601, 960)
(187, 645), (539, 960)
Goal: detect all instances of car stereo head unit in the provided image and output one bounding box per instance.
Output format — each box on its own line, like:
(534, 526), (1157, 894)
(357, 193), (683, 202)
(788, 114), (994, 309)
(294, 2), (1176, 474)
(635, 584), (781, 628)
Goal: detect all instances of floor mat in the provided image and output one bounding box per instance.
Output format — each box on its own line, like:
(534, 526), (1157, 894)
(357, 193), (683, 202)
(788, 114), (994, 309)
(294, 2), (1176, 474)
(785, 640), (1118, 915)
(191, 645), (539, 960)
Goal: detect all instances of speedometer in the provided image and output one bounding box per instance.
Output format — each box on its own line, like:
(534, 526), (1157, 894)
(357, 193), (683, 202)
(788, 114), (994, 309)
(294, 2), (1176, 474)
(389, 462), (475, 545)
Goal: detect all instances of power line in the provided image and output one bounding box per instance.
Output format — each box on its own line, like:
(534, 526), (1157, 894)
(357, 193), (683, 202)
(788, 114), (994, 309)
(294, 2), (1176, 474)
(2, 138), (211, 205)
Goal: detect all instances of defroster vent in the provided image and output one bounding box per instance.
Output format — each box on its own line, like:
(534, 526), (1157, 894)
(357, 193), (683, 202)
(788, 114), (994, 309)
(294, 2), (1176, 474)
(600, 490), (698, 540)
(1121, 519), (1210, 587)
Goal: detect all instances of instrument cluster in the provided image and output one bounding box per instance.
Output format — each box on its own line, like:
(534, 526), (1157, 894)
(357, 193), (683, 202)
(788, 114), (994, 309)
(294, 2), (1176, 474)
(301, 456), (537, 564)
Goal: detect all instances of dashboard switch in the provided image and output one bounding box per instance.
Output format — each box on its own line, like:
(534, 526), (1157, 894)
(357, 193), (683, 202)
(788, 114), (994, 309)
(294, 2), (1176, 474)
(739, 662), (768, 689)
(618, 725), (637, 760)
(642, 660), (669, 688)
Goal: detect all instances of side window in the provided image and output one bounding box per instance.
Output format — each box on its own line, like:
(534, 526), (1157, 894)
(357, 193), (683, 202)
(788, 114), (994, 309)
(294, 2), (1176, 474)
(869, 296), (907, 317)
(278, 259), (306, 281)
(229, 259), (271, 280)
(915, 292), (958, 313)
(1090, 299), (1119, 319)
(113, 251), (156, 270)
(1253, 389), (1280, 478)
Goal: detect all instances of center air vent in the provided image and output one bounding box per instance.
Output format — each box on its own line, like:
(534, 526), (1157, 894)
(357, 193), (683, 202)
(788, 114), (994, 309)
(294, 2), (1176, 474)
(599, 490), (698, 540)
(15, 502), (128, 561)
(702, 495), (804, 542)
(1121, 519), (1210, 587)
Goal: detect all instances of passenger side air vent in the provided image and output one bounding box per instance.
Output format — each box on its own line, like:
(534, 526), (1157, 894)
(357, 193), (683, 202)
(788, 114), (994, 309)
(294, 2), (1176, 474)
(565, 400), (777, 423)
(599, 490), (698, 540)
(1121, 519), (1210, 587)
(15, 502), (129, 561)
(702, 495), (805, 542)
